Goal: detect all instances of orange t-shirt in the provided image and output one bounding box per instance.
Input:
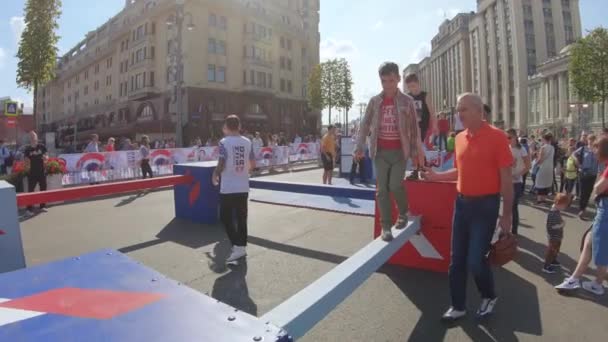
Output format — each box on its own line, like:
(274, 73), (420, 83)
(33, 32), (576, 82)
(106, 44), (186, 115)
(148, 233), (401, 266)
(377, 97), (401, 150)
(454, 122), (513, 196)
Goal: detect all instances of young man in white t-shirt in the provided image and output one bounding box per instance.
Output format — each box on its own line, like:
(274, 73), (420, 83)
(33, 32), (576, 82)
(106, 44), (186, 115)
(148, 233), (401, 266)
(212, 115), (256, 263)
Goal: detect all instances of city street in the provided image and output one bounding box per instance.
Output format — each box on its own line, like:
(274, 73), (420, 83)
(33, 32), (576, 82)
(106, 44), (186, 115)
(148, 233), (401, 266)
(20, 169), (608, 342)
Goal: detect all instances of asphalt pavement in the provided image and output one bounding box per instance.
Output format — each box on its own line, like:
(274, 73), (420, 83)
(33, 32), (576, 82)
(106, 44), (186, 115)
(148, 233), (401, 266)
(20, 169), (608, 341)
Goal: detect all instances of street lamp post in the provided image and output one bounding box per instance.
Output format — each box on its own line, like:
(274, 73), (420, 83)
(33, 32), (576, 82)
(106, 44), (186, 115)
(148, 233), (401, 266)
(166, 0), (194, 148)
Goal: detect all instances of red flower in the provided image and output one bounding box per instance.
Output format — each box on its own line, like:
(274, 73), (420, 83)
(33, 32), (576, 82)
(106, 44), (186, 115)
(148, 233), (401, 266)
(45, 158), (67, 175)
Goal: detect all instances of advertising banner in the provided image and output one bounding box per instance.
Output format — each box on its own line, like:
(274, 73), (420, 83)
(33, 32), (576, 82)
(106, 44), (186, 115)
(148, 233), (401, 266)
(58, 144), (319, 186)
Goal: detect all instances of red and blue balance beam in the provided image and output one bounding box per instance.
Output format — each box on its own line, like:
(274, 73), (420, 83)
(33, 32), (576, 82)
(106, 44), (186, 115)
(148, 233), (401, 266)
(16, 175), (194, 208)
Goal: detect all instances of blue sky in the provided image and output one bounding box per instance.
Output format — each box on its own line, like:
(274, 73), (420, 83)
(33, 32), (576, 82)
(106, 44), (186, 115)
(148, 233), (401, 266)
(1, 0), (606, 123)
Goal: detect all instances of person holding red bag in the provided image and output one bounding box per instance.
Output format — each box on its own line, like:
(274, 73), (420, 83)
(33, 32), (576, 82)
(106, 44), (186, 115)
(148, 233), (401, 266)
(422, 93), (513, 322)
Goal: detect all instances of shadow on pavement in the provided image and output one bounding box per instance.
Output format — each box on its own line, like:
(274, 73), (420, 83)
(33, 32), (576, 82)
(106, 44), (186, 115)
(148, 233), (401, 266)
(515, 234), (581, 279)
(516, 235), (608, 308)
(114, 191), (149, 207)
(385, 264), (543, 342)
(209, 241), (258, 316)
(118, 218), (225, 253)
(331, 196), (361, 208)
(248, 236), (347, 264)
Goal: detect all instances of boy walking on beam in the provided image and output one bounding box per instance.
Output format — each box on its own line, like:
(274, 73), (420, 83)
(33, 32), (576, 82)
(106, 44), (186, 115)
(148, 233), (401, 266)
(355, 62), (424, 241)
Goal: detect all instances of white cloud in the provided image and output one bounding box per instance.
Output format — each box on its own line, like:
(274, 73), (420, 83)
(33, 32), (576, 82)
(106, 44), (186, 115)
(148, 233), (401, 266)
(436, 8), (462, 20)
(372, 21), (384, 31)
(320, 39), (358, 61)
(0, 48), (5, 69)
(10, 16), (25, 44)
(409, 42), (431, 64)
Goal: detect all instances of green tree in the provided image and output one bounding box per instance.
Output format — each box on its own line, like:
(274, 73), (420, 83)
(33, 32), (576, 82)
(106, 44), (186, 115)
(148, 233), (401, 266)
(16, 0), (62, 129)
(320, 59), (341, 125)
(307, 64), (324, 112)
(569, 27), (608, 128)
(335, 58), (354, 130)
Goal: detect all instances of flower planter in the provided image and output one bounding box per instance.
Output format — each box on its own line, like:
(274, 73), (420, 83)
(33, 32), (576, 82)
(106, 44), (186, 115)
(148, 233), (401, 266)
(46, 173), (64, 205)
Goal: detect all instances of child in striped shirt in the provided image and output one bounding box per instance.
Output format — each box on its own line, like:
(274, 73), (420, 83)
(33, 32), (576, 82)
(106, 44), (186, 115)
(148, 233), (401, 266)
(543, 193), (570, 273)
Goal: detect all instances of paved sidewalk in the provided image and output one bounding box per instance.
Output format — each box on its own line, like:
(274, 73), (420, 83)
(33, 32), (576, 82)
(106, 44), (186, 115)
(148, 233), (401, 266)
(19, 169), (608, 341)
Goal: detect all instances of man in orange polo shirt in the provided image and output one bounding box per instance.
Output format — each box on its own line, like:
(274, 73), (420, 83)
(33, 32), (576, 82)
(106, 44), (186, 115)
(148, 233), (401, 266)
(422, 93), (513, 321)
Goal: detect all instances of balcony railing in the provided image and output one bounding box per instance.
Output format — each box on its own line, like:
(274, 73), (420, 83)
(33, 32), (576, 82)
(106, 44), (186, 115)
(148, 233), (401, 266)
(129, 57), (155, 72)
(129, 86), (160, 101)
(243, 56), (274, 69)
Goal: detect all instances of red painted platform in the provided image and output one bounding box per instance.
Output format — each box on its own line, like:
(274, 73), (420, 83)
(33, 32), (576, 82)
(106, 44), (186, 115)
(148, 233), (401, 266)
(374, 180), (457, 273)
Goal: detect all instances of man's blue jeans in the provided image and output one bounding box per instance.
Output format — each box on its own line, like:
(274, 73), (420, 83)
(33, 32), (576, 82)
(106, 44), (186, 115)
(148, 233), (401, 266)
(449, 194), (500, 311)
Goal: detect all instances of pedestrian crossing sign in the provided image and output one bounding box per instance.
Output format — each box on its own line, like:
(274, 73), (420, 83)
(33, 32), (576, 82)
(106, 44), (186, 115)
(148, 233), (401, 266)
(4, 102), (18, 117)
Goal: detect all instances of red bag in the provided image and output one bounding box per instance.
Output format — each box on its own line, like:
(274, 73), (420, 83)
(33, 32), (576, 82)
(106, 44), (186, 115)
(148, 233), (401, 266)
(489, 233), (518, 266)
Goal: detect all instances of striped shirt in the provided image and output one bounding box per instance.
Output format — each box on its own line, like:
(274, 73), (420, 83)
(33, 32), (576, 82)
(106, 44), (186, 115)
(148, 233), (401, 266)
(546, 208), (564, 240)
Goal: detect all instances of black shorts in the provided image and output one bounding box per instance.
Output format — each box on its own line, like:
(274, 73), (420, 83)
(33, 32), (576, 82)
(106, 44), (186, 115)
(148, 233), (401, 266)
(321, 153), (334, 171)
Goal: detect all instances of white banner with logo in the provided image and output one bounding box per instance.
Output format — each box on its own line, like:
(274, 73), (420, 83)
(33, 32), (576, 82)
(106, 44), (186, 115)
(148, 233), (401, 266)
(58, 143), (320, 185)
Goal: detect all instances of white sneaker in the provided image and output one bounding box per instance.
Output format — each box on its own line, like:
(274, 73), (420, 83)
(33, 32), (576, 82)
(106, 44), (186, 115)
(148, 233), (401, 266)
(582, 281), (605, 296)
(441, 307), (466, 322)
(476, 297), (498, 318)
(555, 277), (581, 291)
(226, 246), (247, 263)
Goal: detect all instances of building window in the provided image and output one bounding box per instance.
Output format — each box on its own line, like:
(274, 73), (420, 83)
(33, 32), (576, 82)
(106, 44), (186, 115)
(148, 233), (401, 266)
(139, 104), (154, 121)
(135, 72), (145, 89)
(84, 86), (88, 95)
(287, 58), (292, 71)
(219, 16), (227, 30)
(106, 75), (112, 86)
(95, 64), (99, 74)
(149, 71), (155, 87)
(280, 37), (285, 48)
(287, 80), (292, 93)
(280, 56), (285, 69)
(217, 40), (226, 55)
(136, 48), (145, 63)
(208, 38), (216, 53)
(94, 80), (99, 90)
(267, 73), (272, 88)
(250, 70), (255, 85)
(243, 70), (247, 85)
(209, 13), (217, 27)
(280, 79), (285, 92)
(208, 64), (216, 82)
(249, 104), (261, 114)
(257, 71), (265, 87)
(287, 39), (292, 50)
(217, 66), (225, 83)
(107, 57), (112, 68)
(135, 25), (144, 40)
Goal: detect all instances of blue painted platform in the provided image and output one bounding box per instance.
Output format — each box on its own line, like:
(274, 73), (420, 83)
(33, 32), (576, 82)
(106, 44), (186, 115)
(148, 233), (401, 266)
(0, 249), (291, 342)
(251, 189), (375, 217)
(250, 179), (376, 201)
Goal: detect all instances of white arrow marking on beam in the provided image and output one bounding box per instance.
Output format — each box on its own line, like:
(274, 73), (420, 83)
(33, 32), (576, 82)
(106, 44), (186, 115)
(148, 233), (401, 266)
(0, 298), (45, 328)
(408, 234), (443, 260)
